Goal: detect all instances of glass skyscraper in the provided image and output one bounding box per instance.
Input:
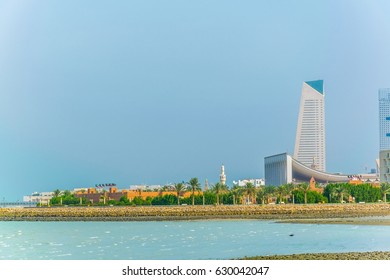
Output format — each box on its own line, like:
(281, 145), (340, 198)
(293, 80), (326, 172)
(379, 89), (390, 183)
(379, 89), (390, 151)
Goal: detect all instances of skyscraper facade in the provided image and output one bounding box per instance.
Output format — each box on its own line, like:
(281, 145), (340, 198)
(379, 88), (390, 183)
(293, 80), (326, 172)
(379, 89), (390, 151)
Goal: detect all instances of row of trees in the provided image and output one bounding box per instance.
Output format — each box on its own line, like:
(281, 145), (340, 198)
(172, 179), (327, 205)
(49, 179), (390, 206)
(323, 183), (390, 203)
(50, 190), (87, 206)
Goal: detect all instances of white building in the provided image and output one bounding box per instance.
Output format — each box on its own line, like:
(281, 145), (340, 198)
(232, 179), (265, 187)
(294, 80), (326, 172)
(265, 153), (378, 186)
(265, 80), (381, 186)
(129, 185), (163, 190)
(23, 192), (54, 204)
(72, 188), (88, 193)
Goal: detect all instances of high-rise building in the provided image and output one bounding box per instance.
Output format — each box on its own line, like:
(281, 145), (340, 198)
(379, 89), (390, 183)
(379, 89), (390, 151)
(293, 80), (326, 172)
(265, 81), (380, 186)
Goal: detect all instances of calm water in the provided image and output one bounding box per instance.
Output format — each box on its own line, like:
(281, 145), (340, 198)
(1, 220), (390, 260)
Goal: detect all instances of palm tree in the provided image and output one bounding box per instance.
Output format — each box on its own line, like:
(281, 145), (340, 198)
(264, 186), (276, 204)
(53, 189), (61, 197)
(256, 185), (266, 204)
(277, 185), (287, 204)
(63, 190), (71, 197)
(285, 183), (295, 204)
(188, 177), (201, 206)
(174, 182), (186, 205)
(231, 184), (243, 205)
(381, 183), (390, 203)
(332, 185), (349, 203)
(243, 182), (256, 204)
(299, 183), (310, 204)
(211, 182), (228, 205)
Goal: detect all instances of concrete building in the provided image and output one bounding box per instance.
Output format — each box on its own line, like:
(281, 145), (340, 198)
(294, 80), (326, 172)
(129, 185), (163, 191)
(75, 187), (195, 204)
(264, 153), (377, 186)
(265, 80), (379, 186)
(380, 150), (390, 183)
(23, 192), (54, 205)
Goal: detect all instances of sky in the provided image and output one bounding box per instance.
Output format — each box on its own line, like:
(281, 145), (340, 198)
(1, 1), (390, 201)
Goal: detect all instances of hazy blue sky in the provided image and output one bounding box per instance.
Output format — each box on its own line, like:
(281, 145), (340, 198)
(1, 1), (390, 200)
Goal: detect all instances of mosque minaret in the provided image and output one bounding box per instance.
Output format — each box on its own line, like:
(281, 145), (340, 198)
(220, 164), (226, 185)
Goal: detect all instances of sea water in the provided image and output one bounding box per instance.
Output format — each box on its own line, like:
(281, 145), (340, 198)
(1, 220), (390, 260)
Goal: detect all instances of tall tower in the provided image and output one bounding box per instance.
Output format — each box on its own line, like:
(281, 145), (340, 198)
(379, 89), (390, 151)
(294, 80), (326, 172)
(379, 89), (390, 183)
(204, 179), (209, 191)
(219, 164), (226, 185)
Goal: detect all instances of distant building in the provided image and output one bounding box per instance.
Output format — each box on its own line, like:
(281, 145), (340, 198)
(265, 153), (378, 186)
(380, 150), (390, 183)
(265, 81), (380, 186)
(379, 89), (390, 150)
(129, 185), (163, 191)
(294, 80), (326, 172)
(23, 192), (53, 205)
(379, 89), (390, 183)
(75, 187), (195, 204)
(233, 179), (265, 187)
(72, 188), (88, 193)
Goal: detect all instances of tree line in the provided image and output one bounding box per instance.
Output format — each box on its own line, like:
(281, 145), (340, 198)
(49, 179), (390, 206)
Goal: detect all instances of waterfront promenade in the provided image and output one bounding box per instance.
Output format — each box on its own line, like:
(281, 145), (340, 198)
(2, 204), (390, 222)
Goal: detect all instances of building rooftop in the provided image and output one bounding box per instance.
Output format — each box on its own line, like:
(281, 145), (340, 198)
(305, 80), (324, 94)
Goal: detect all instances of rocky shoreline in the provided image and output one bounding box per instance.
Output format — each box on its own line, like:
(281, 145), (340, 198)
(2, 204), (390, 222)
(242, 251), (390, 260)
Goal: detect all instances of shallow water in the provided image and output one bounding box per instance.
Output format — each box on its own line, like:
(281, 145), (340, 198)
(1, 220), (390, 260)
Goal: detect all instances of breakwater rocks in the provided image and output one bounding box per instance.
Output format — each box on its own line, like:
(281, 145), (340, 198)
(242, 251), (390, 260)
(2, 204), (390, 221)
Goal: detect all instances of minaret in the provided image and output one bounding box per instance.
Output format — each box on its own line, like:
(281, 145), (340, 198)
(204, 179), (209, 191)
(220, 164), (226, 185)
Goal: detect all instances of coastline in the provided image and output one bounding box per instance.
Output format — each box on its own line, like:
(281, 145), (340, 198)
(241, 251), (390, 260)
(2, 204), (390, 223)
(277, 217), (390, 226)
